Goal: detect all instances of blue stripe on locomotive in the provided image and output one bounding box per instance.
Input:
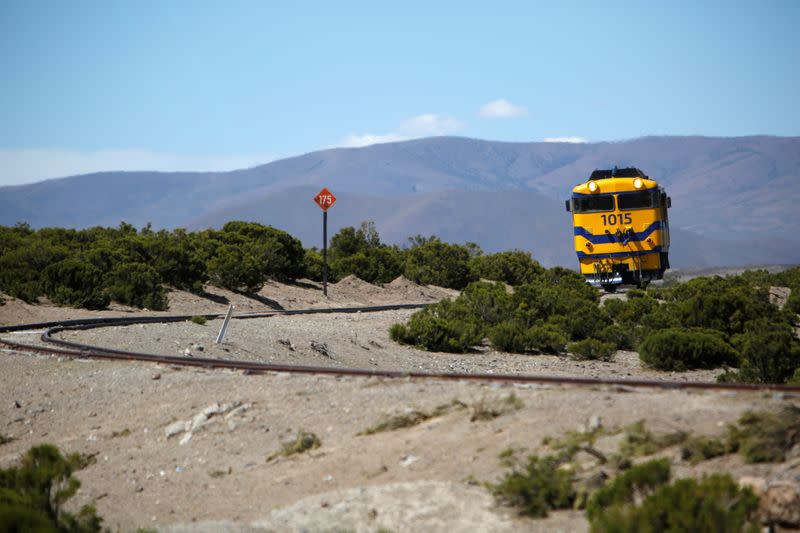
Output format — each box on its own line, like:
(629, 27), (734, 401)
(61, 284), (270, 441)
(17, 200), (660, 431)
(573, 221), (662, 245)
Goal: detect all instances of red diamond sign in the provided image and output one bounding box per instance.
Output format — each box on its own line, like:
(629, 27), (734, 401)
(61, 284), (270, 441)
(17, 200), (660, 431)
(313, 187), (336, 211)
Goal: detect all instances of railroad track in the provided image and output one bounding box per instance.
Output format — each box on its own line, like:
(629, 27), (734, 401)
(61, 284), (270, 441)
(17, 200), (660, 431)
(1, 304), (800, 394)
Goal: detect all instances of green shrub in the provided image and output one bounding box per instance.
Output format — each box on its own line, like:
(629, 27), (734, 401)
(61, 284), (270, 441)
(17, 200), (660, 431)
(404, 236), (477, 289)
(618, 420), (687, 457)
(329, 222), (380, 257)
(389, 301), (481, 352)
(330, 247), (403, 284)
(727, 405), (800, 463)
(144, 230), (207, 292)
(564, 300), (612, 341)
(488, 453), (575, 517)
(0, 444), (103, 532)
(220, 221), (305, 281)
(526, 323), (569, 354)
(105, 262), (168, 310)
(785, 289), (800, 315)
(596, 324), (635, 350)
(589, 473), (759, 533)
(732, 319), (800, 384)
(567, 338), (616, 361)
(586, 458), (671, 521)
(0, 244), (66, 303)
(207, 243), (267, 293)
(328, 222), (404, 283)
(469, 250), (544, 286)
(680, 436), (727, 464)
(673, 277), (777, 336)
(460, 281), (513, 328)
(41, 258), (109, 310)
(190, 315), (207, 325)
(489, 322), (528, 353)
(302, 249), (324, 281)
(639, 328), (738, 371)
(602, 295), (659, 327)
(626, 288), (647, 299)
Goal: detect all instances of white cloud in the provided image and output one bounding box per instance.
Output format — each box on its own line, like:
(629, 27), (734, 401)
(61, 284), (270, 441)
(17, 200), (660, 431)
(341, 113), (466, 148)
(478, 99), (528, 119)
(542, 136), (588, 143)
(0, 149), (276, 186)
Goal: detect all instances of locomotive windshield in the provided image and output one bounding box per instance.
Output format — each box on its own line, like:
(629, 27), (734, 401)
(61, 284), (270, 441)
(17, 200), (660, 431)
(573, 195), (614, 213)
(618, 190), (660, 210)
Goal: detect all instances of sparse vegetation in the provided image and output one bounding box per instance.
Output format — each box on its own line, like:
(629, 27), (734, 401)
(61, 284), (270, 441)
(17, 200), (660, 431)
(110, 428), (131, 438)
(488, 416), (772, 529)
(268, 430), (321, 460)
(190, 315), (207, 325)
(680, 435), (728, 464)
(0, 444), (104, 532)
(618, 420), (687, 457)
(208, 467), (232, 478)
(359, 400), (468, 435)
(585, 458), (671, 521)
(359, 410), (430, 435)
(488, 451), (576, 518)
(727, 404), (800, 463)
(470, 392), (524, 422)
(589, 473), (759, 533)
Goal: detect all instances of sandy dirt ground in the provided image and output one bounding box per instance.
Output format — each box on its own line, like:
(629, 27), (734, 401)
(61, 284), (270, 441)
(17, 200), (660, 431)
(1, 277), (799, 532)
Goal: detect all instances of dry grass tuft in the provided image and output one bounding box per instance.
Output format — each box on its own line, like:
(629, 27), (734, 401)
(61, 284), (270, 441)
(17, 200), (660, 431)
(470, 392), (524, 422)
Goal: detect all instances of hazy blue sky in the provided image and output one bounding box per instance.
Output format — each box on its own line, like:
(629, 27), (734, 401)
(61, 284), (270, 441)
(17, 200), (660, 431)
(1, 0), (797, 185)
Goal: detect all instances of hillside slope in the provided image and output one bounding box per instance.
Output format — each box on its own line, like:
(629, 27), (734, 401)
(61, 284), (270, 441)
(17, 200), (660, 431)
(2, 135), (798, 267)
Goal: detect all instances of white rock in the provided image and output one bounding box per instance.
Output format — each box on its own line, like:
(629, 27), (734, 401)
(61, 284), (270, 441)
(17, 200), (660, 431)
(165, 421), (189, 438)
(400, 455), (419, 467)
(179, 432), (193, 446)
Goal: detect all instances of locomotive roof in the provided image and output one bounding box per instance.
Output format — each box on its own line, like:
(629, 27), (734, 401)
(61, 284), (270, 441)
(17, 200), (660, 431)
(589, 168), (649, 180)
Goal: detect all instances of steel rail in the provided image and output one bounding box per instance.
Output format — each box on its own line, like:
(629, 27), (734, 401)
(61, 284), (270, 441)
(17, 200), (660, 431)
(1, 305), (800, 394)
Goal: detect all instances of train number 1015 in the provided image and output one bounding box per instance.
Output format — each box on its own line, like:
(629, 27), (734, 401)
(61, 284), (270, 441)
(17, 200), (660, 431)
(601, 213), (632, 225)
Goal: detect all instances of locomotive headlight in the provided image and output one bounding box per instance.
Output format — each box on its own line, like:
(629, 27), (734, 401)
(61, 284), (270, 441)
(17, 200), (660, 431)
(633, 178), (643, 189)
(588, 181), (598, 192)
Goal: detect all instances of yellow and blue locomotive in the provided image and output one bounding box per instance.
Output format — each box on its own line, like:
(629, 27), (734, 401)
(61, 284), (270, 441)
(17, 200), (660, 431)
(566, 167), (671, 290)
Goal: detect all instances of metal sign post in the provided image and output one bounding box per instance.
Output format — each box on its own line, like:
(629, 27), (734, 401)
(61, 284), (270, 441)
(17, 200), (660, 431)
(313, 187), (337, 297)
(215, 304), (235, 344)
(322, 210), (328, 296)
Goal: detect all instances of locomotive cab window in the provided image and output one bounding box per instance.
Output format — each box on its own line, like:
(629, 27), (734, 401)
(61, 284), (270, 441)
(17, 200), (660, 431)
(618, 190), (660, 210)
(573, 195), (614, 213)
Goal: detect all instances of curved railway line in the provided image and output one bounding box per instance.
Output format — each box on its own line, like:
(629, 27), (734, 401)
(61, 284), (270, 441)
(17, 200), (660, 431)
(2, 304), (800, 394)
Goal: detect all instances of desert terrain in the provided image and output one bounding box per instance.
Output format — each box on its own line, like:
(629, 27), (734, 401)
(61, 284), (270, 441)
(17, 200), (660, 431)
(1, 277), (798, 532)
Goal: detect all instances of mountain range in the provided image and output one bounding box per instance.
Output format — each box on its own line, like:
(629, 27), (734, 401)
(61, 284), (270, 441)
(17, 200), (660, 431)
(1, 135), (798, 268)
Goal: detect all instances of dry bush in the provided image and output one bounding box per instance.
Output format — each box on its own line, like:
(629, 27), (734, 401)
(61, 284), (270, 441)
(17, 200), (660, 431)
(268, 430), (321, 461)
(727, 404), (800, 463)
(470, 392), (524, 422)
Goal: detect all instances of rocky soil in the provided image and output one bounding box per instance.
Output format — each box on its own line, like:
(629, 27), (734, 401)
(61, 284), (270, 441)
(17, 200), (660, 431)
(1, 276), (799, 532)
